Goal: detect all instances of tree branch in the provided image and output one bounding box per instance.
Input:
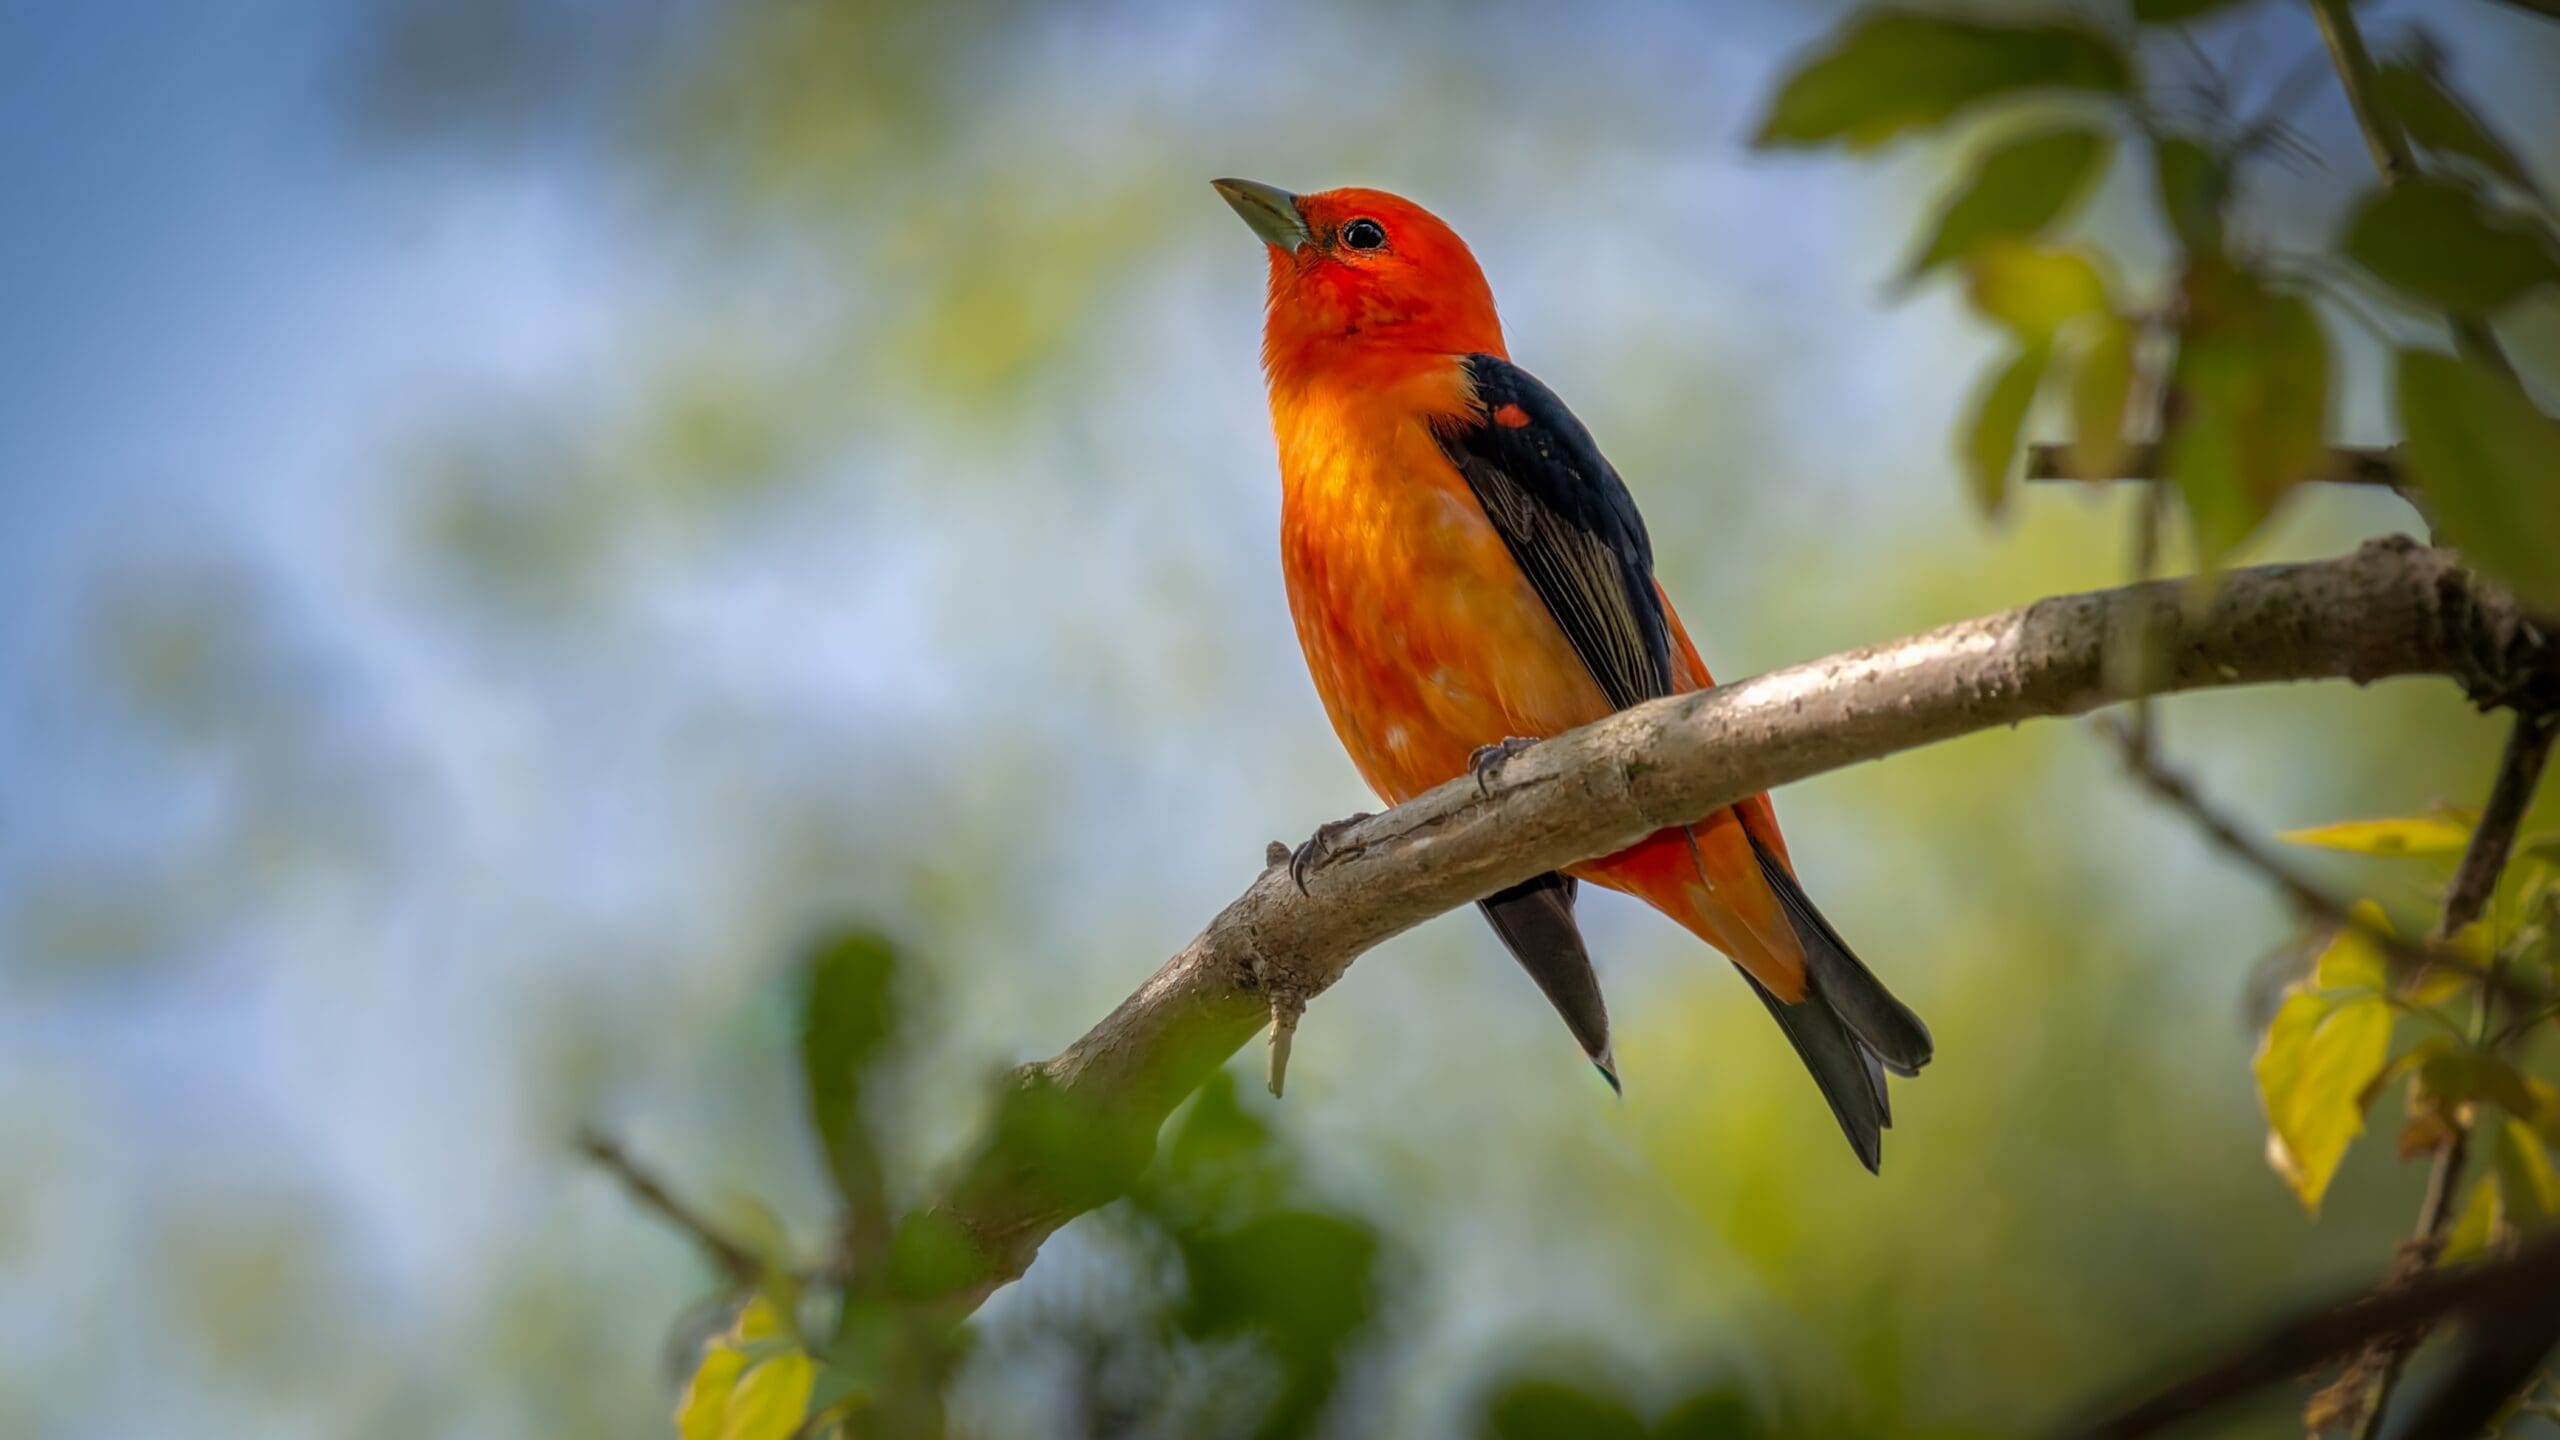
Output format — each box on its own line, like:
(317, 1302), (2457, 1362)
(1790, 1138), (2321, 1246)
(2025, 442), (2404, 488)
(897, 539), (2553, 1314)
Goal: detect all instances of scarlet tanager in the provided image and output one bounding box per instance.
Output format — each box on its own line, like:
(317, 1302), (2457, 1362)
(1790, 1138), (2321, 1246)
(1214, 178), (1932, 1171)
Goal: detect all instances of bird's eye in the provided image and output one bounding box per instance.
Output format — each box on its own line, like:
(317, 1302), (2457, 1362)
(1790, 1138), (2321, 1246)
(1340, 218), (1387, 251)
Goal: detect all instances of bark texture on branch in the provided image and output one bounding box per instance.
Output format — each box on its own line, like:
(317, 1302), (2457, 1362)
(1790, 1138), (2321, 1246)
(905, 538), (2555, 1312)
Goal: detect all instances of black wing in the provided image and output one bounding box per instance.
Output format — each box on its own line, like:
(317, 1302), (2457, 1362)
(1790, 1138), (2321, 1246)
(1434, 354), (1674, 711)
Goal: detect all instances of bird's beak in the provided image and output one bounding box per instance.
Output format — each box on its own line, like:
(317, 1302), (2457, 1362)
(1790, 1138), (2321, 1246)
(1213, 177), (1311, 252)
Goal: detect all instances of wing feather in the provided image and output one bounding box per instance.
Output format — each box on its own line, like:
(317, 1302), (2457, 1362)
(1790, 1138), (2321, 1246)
(1434, 356), (1673, 710)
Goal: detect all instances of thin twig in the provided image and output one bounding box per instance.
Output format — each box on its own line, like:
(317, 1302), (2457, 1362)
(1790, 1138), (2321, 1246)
(2344, 708), (2558, 1439)
(2437, 712), (2557, 940)
(577, 1127), (764, 1286)
(2093, 716), (2530, 1008)
(2068, 1230), (2560, 1438)
(2310, 0), (2520, 381)
(2485, 0), (2560, 23)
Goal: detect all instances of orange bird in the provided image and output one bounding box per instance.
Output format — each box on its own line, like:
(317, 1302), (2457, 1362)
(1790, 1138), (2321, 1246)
(1215, 179), (1932, 1170)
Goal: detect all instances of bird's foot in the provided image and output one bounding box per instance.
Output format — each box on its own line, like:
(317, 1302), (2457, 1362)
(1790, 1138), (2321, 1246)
(1287, 812), (1374, 895)
(1469, 736), (1541, 795)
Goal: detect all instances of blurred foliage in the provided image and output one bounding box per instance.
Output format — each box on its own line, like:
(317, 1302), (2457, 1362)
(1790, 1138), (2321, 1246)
(1757, 0), (2558, 591)
(639, 928), (1402, 1438)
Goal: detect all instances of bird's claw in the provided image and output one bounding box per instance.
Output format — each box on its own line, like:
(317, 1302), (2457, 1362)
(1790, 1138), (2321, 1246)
(1469, 736), (1540, 795)
(1288, 812), (1374, 895)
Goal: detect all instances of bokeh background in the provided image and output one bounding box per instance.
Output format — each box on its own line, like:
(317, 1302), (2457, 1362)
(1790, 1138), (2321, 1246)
(4, 1), (2557, 1436)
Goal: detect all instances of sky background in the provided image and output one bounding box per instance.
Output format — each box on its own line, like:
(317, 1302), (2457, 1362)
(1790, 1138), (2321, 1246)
(3, 1), (2556, 1436)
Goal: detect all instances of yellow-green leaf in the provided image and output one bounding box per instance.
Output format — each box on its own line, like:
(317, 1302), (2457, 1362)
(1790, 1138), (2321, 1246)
(2401, 961), (2474, 1009)
(2526, 1076), (2560, 1148)
(2395, 349), (2560, 611)
(2065, 311), (2137, 481)
(721, 1351), (817, 1440)
(678, 1345), (750, 1440)
(2256, 980), (2396, 1213)
(2441, 1173), (2501, 1263)
(2164, 266), (2331, 563)
(2315, 904), (2392, 993)
(1965, 242), (2108, 335)
(1906, 128), (2112, 277)
(2495, 1116), (2560, 1226)
(1963, 341), (2051, 516)
(734, 1295), (791, 1344)
(2277, 815), (2474, 857)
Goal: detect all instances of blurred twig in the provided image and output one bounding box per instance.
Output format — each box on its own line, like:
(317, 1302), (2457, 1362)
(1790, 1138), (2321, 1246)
(2065, 1230), (2560, 1439)
(2093, 715), (2538, 1011)
(2340, 708), (2558, 1440)
(2485, 0), (2560, 24)
(577, 1126), (763, 1286)
(2025, 442), (2403, 487)
(900, 541), (2557, 1317)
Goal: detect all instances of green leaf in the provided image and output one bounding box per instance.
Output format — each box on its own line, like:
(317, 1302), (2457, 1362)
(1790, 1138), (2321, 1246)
(1179, 1208), (1380, 1440)
(798, 927), (901, 1210)
(2315, 904), (2393, 994)
(2257, 935), (2396, 1214)
(1482, 1379), (1650, 1440)
(2151, 136), (2229, 253)
(2394, 349), (2560, 610)
(1906, 128), (2112, 276)
(2066, 311), (2138, 481)
(2495, 1115), (2560, 1226)
(2376, 54), (2539, 198)
(1753, 12), (2131, 151)
(1965, 242), (2109, 335)
(2162, 264), (2330, 562)
(2277, 815), (2474, 857)
(1179, 1209), (1378, 1353)
(2415, 1049), (2540, 1120)
(2133, 0), (2253, 21)
(1963, 340), (2051, 516)
(2343, 178), (2560, 315)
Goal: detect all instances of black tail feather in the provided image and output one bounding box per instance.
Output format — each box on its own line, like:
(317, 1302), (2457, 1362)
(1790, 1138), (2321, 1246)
(1742, 966), (1889, 1174)
(1477, 872), (1618, 1090)
(1748, 833), (1934, 1078)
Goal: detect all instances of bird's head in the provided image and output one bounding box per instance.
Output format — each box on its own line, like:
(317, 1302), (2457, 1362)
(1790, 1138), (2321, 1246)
(1213, 179), (1505, 386)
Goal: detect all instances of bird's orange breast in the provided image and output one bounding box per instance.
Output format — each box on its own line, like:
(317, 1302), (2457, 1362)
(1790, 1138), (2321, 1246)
(1268, 359), (1806, 996)
(1273, 368), (1614, 805)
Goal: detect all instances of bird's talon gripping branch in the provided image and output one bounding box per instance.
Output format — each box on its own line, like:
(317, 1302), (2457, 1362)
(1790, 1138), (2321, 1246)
(1468, 735), (1540, 796)
(1288, 813), (1373, 895)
